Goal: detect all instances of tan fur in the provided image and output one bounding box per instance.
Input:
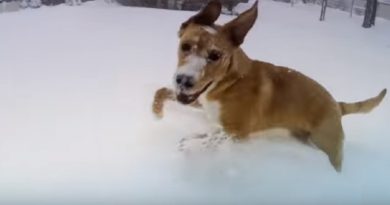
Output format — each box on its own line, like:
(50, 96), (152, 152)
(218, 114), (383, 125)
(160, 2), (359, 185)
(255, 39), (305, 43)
(154, 0), (386, 171)
(339, 89), (387, 116)
(152, 87), (175, 119)
(152, 87), (201, 118)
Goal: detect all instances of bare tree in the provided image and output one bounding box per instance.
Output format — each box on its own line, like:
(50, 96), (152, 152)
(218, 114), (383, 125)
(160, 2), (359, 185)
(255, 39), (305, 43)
(370, 0), (378, 26)
(319, 0), (327, 21)
(362, 0), (378, 28)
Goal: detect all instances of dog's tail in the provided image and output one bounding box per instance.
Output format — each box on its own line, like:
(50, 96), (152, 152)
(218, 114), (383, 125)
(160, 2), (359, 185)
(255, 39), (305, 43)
(338, 89), (387, 116)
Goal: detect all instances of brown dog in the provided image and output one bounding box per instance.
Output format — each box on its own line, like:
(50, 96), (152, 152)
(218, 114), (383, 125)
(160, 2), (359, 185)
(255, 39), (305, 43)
(153, 0), (386, 172)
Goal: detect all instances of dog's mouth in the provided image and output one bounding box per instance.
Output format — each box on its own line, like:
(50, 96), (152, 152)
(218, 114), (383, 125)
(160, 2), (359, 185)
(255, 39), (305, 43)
(176, 81), (213, 105)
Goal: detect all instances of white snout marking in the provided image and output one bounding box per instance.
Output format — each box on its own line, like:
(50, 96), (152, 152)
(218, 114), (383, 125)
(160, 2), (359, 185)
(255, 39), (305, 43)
(175, 54), (207, 82)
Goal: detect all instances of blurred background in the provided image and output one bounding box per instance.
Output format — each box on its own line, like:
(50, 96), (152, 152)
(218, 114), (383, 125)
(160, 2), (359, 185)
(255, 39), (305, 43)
(1, 0), (390, 27)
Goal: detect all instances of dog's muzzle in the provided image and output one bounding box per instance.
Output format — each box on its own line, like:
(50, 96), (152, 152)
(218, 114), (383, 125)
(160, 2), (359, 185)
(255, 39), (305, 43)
(176, 81), (213, 104)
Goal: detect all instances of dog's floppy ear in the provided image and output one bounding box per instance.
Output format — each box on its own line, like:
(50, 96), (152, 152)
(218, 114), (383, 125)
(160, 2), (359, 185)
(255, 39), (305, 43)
(221, 1), (258, 47)
(180, 0), (222, 31)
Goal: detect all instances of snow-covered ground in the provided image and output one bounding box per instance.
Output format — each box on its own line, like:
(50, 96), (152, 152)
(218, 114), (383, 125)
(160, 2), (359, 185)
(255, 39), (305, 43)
(1, 1), (390, 204)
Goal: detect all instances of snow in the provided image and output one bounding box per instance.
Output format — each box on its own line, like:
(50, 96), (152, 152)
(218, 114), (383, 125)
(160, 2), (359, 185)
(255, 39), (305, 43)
(0, 0), (390, 204)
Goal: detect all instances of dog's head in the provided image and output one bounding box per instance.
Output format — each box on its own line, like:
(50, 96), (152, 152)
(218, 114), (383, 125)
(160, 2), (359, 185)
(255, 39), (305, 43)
(174, 0), (258, 104)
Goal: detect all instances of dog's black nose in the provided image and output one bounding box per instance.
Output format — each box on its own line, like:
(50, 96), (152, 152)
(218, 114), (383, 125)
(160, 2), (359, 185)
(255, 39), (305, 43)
(176, 74), (194, 89)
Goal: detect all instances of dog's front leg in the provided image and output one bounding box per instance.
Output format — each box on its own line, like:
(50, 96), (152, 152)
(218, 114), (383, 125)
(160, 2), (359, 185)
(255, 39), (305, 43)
(178, 129), (233, 153)
(152, 87), (201, 119)
(152, 87), (175, 118)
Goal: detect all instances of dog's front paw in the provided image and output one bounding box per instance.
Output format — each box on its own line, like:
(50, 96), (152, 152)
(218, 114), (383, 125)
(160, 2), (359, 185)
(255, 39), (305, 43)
(178, 131), (231, 153)
(178, 133), (208, 153)
(152, 87), (175, 119)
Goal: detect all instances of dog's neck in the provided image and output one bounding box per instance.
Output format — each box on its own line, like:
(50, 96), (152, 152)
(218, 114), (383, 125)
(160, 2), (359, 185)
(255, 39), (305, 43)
(230, 48), (253, 76)
(208, 48), (253, 98)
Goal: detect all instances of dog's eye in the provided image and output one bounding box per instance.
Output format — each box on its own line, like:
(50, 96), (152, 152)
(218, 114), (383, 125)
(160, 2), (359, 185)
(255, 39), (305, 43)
(181, 43), (192, 52)
(207, 50), (222, 62)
